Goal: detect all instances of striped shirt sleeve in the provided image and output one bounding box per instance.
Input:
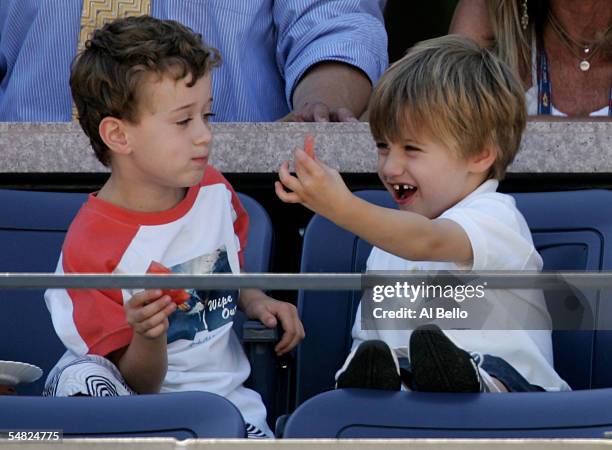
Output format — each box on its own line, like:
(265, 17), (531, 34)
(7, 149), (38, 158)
(273, 0), (388, 107)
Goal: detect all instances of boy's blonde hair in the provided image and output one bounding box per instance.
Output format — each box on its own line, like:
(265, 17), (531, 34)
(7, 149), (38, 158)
(369, 35), (526, 179)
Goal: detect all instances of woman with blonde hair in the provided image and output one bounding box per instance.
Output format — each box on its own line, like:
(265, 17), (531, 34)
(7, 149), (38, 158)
(450, 0), (611, 117)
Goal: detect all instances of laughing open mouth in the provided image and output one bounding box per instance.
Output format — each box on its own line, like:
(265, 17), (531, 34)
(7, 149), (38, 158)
(393, 184), (417, 200)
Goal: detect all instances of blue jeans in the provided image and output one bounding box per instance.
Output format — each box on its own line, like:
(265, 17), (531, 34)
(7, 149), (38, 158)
(479, 354), (544, 392)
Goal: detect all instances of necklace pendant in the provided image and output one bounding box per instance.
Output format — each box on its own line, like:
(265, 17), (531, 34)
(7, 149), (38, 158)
(580, 60), (590, 71)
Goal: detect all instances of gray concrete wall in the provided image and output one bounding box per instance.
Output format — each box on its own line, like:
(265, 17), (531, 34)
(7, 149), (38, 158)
(1, 120), (610, 174)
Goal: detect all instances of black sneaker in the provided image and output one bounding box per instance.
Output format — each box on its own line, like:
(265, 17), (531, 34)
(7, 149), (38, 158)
(335, 340), (401, 391)
(410, 324), (482, 392)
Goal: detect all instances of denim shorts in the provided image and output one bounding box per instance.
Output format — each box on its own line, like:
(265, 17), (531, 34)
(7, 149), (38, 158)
(398, 354), (545, 392)
(478, 354), (545, 392)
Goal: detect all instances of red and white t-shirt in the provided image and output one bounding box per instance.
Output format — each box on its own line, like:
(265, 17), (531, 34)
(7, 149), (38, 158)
(45, 166), (270, 434)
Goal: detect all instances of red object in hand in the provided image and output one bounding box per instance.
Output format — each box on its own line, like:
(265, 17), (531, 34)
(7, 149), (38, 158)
(304, 133), (315, 159)
(0, 384), (16, 395)
(147, 261), (190, 305)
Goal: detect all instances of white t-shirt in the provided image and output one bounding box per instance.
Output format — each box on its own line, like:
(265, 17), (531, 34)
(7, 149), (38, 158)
(352, 180), (570, 391)
(45, 166), (272, 435)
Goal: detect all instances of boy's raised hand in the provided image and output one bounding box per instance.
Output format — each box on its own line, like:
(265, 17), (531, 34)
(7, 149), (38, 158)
(125, 289), (177, 339)
(275, 137), (352, 221)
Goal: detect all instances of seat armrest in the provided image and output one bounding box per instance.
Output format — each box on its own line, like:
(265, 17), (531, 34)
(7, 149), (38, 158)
(242, 320), (293, 430)
(242, 320), (278, 343)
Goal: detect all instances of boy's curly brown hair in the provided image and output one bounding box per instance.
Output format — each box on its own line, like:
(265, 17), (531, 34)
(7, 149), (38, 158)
(71, 15), (220, 166)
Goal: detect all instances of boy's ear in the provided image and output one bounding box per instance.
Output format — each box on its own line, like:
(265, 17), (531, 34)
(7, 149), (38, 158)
(468, 143), (497, 174)
(99, 117), (131, 156)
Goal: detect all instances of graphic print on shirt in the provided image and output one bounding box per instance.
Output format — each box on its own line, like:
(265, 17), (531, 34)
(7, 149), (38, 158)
(163, 247), (239, 343)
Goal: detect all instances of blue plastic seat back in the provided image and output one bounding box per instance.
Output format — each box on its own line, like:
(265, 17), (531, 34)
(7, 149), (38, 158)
(0, 391), (245, 438)
(284, 388), (612, 438)
(238, 193), (274, 274)
(512, 190), (612, 389)
(232, 193), (274, 340)
(0, 190), (87, 395)
(296, 189), (612, 404)
(296, 190), (394, 405)
(0, 189), (272, 395)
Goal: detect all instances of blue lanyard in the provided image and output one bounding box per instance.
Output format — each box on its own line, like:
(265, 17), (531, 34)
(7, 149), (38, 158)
(537, 39), (612, 116)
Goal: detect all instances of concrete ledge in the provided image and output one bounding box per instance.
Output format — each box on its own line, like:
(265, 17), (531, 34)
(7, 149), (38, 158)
(1, 120), (610, 174)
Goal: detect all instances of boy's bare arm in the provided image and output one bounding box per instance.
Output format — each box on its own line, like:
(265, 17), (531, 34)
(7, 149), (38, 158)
(276, 149), (473, 265)
(238, 287), (305, 355)
(332, 196), (473, 264)
(108, 289), (176, 394)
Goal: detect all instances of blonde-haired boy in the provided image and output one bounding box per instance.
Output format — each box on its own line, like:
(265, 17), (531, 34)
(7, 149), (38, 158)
(277, 35), (569, 393)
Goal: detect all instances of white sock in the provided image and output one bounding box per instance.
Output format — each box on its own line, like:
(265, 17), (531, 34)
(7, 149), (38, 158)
(478, 367), (504, 393)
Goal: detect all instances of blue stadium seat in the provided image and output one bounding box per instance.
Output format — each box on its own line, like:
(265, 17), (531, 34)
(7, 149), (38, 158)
(0, 391), (245, 439)
(288, 189), (612, 438)
(0, 189), (87, 395)
(283, 388), (612, 438)
(0, 188), (275, 436)
(237, 193), (274, 275)
(234, 192), (288, 427)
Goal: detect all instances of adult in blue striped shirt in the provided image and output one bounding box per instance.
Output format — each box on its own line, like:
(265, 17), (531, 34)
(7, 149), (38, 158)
(0, 1), (388, 122)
